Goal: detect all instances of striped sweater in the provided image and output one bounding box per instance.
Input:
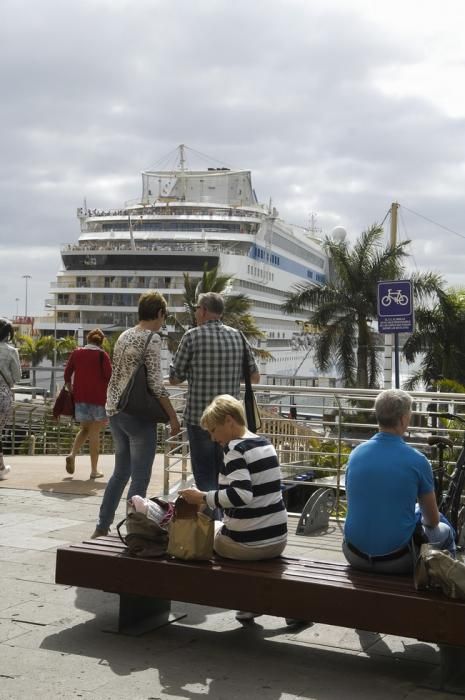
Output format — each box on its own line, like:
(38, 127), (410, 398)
(205, 431), (288, 547)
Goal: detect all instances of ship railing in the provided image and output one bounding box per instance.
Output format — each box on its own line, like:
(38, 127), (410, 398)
(61, 241), (250, 254)
(80, 206), (262, 219)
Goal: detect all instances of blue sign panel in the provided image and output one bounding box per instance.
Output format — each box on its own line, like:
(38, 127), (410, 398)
(377, 280), (414, 333)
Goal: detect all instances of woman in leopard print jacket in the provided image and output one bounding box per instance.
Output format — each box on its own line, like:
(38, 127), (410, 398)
(92, 292), (180, 537)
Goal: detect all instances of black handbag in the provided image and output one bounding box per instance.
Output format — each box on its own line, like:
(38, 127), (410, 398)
(240, 332), (262, 433)
(117, 332), (169, 423)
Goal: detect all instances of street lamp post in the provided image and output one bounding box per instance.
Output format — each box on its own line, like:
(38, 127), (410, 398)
(22, 275), (31, 317)
(15, 298), (20, 316)
(46, 300), (58, 397)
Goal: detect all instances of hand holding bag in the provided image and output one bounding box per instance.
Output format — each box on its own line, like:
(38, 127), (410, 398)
(240, 332), (262, 433)
(52, 385), (75, 420)
(167, 497), (214, 561)
(117, 331), (169, 423)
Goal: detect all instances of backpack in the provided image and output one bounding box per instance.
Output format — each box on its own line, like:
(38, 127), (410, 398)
(117, 497), (174, 558)
(415, 544), (465, 600)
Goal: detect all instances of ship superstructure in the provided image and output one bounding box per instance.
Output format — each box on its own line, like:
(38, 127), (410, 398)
(39, 146), (330, 378)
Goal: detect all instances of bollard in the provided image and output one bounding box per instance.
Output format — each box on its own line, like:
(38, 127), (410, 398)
(27, 434), (36, 455)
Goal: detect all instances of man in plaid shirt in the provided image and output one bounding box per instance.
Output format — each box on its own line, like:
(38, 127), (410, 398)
(169, 292), (259, 493)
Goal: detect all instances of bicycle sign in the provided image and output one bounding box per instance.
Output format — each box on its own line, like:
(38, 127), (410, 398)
(377, 280), (413, 333)
(380, 289), (409, 307)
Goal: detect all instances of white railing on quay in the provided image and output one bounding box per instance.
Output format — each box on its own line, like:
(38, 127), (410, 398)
(163, 384), (465, 515)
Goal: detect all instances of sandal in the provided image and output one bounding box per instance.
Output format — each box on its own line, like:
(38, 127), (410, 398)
(65, 455), (75, 474)
(90, 471), (104, 479)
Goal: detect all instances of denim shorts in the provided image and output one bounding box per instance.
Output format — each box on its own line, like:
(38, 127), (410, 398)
(74, 402), (108, 422)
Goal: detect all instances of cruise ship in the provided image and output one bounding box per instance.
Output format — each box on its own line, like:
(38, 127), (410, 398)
(39, 146), (331, 379)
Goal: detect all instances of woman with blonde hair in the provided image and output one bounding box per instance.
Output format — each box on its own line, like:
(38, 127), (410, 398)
(180, 394), (288, 622)
(64, 328), (112, 479)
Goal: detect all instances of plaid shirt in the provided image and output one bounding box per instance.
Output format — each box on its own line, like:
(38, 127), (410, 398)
(170, 320), (258, 425)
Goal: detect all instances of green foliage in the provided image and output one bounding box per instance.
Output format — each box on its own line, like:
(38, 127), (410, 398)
(166, 265), (271, 359)
(17, 334), (55, 365)
(283, 224), (443, 388)
(55, 336), (77, 361)
(403, 288), (465, 389)
(102, 332), (122, 360)
(305, 437), (352, 477)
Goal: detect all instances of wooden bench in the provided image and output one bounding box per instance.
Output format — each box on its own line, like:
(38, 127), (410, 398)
(55, 536), (465, 694)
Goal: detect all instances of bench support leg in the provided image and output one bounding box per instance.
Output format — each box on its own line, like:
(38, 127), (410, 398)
(437, 644), (465, 695)
(109, 594), (185, 636)
(425, 645), (465, 695)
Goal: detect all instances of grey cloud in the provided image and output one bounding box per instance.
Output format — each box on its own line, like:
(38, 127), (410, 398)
(1, 0), (465, 316)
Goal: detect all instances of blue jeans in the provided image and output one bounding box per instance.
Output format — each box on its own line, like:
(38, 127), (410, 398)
(423, 521), (456, 557)
(97, 412), (157, 530)
(186, 423), (224, 491)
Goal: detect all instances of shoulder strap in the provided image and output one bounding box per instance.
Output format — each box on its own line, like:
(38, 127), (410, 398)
(98, 348), (106, 377)
(240, 332), (252, 390)
(140, 331), (155, 365)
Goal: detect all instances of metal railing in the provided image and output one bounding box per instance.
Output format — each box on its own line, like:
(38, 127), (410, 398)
(6, 385), (465, 514)
(162, 385), (465, 511)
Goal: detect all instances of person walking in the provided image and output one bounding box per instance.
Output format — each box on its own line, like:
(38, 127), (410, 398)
(92, 292), (180, 538)
(0, 319), (21, 479)
(169, 292), (259, 495)
(343, 388), (455, 575)
(64, 328), (112, 479)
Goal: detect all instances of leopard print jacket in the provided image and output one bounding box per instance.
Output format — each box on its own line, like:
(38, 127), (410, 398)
(105, 327), (168, 416)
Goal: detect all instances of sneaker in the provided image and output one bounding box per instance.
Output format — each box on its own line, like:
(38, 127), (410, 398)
(235, 611), (262, 622)
(0, 465), (11, 480)
(90, 527), (109, 539)
(90, 471), (104, 479)
(65, 455), (75, 475)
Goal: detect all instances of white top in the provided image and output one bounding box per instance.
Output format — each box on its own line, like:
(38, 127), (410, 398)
(0, 342), (21, 388)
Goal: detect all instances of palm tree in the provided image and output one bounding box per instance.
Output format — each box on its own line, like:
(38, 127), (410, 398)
(102, 332), (122, 361)
(166, 266), (270, 359)
(55, 336), (78, 362)
(16, 334), (56, 385)
(283, 225), (443, 388)
(403, 289), (465, 389)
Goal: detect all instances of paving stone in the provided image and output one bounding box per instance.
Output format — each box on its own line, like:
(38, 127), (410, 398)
(0, 466), (460, 699)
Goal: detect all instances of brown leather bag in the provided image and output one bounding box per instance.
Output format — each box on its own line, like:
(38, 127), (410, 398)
(167, 497), (214, 561)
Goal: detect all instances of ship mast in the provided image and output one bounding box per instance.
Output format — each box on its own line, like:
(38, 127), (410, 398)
(178, 143), (187, 200)
(179, 143), (186, 172)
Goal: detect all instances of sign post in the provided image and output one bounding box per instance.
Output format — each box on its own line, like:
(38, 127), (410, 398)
(377, 280), (414, 388)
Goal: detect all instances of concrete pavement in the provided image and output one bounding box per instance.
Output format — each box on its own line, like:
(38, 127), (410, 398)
(0, 456), (461, 699)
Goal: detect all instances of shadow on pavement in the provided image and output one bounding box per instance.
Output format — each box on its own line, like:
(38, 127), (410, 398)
(39, 588), (439, 699)
(38, 479), (107, 498)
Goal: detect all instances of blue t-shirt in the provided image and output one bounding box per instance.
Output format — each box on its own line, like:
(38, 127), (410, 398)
(344, 432), (434, 556)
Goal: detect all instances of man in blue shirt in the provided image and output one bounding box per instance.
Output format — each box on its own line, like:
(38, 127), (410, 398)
(343, 389), (455, 574)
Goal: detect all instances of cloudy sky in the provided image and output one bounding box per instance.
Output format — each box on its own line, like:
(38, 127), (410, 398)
(2, 0), (465, 319)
